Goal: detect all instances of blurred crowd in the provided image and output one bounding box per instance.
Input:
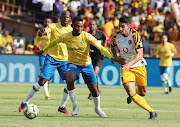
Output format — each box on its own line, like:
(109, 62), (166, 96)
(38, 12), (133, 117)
(1, 0), (180, 57)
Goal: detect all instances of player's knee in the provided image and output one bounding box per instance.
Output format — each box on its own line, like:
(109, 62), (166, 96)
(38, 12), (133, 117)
(139, 89), (146, 96)
(66, 77), (75, 85)
(38, 78), (47, 86)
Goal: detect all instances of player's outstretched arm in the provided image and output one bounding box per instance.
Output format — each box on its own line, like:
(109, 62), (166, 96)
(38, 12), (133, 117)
(43, 38), (59, 52)
(92, 42), (113, 59)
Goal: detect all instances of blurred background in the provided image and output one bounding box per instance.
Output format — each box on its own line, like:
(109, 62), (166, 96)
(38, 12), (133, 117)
(0, 0), (180, 87)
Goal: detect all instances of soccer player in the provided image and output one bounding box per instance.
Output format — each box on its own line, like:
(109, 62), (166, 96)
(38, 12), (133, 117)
(38, 16), (113, 117)
(35, 18), (52, 100)
(19, 11), (72, 114)
(156, 33), (177, 94)
(87, 20), (107, 100)
(111, 16), (157, 119)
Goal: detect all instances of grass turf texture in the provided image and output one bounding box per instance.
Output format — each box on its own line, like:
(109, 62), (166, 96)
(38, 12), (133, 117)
(0, 83), (180, 127)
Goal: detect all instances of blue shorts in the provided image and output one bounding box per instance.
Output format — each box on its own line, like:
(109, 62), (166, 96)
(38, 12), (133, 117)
(67, 63), (97, 84)
(39, 55), (46, 71)
(39, 54), (68, 80)
(160, 66), (170, 75)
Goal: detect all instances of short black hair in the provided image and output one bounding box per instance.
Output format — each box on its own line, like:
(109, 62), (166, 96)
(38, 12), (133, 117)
(119, 16), (131, 24)
(72, 16), (83, 24)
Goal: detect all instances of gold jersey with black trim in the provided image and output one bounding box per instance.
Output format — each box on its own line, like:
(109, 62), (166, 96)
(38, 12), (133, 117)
(111, 28), (147, 67)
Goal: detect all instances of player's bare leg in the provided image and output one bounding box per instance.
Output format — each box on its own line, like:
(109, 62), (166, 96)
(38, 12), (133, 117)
(66, 72), (79, 116)
(123, 82), (157, 119)
(87, 83), (107, 117)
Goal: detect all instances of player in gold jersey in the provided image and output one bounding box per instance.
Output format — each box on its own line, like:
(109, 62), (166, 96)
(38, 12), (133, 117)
(19, 11), (72, 114)
(111, 16), (157, 119)
(156, 33), (177, 94)
(39, 16), (113, 117)
(35, 18), (52, 100)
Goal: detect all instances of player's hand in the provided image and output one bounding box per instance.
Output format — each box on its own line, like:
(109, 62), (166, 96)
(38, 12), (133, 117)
(114, 56), (125, 65)
(111, 58), (115, 64)
(38, 28), (47, 37)
(122, 63), (131, 71)
(36, 50), (44, 56)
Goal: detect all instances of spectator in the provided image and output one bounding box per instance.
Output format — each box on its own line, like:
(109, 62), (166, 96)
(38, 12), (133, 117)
(152, 20), (164, 42)
(103, 0), (115, 17)
(167, 20), (178, 42)
(53, 0), (64, 22)
(24, 44), (34, 54)
(147, 2), (153, 15)
(106, 4), (115, 19)
(39, 0), (55, 21)
(3, 30), (13, 44)
(100, 17), (114, 38)
(132, 8), (140, 29)
(93, 12), (105, 30)
(67, 0), (81, 17)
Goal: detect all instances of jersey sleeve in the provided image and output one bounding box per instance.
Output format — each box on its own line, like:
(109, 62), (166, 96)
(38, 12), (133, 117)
(131, 28), (143, 49)
(34, 33), (40, 48)
(111, 32), (118, 47)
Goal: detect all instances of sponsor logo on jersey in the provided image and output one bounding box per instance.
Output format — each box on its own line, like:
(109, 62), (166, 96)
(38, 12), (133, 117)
(128, 40), (132, 45)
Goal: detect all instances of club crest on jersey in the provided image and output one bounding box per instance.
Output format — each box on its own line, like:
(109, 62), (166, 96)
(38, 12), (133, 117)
(128, 40), (132, 45)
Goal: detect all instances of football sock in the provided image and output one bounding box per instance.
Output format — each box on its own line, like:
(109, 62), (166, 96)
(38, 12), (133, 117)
(132, 94), (154, 112)
(68, 89), (78, 106)
(23, 83), (41, 104)
(93, 95), (100, 110)
(60, 84), (69, 107)
(43, 81), (49, 95)
(161, 75), (168, 92)
(167, 79), (172, 87)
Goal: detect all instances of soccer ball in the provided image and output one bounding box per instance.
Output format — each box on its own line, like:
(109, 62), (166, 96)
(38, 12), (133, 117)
(24, 104), (39, 119)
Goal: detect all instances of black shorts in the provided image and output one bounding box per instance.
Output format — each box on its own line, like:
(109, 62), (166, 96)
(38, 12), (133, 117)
(91, 55), (104, 68)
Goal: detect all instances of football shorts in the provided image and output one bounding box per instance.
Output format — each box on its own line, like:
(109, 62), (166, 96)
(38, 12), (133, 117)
(121, 66), (147, 86)
(67, 63), (97, 84)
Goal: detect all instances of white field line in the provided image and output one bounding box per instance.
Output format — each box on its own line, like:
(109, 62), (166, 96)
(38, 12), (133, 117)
(38, 106), (180, 113)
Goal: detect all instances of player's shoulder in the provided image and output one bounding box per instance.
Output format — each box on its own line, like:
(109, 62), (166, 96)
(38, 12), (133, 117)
(130, 28), (140, 36)
(113, 30), (120, 38)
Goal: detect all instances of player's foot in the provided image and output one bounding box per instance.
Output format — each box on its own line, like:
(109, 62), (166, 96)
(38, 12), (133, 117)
(127, 96), (132, 104)
(95, 108), (107, 118)
(58, 106), (70, 114)
(19, 102), (27, 112)
(45, 93), (50, 100)
(169, 87), (172, 92)
(164, 91), (168, 94)
(88, 93), (93, 100)
(71, 105), (79, 116)
(149, 112), (158, 119)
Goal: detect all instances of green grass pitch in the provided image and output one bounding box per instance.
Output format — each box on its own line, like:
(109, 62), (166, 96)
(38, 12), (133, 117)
(0, 83), (180, 127)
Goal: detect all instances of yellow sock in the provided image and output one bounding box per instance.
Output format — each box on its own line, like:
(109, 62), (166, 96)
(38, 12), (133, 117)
(135, 88), (139, 94)
(132, 94), (154, 112)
